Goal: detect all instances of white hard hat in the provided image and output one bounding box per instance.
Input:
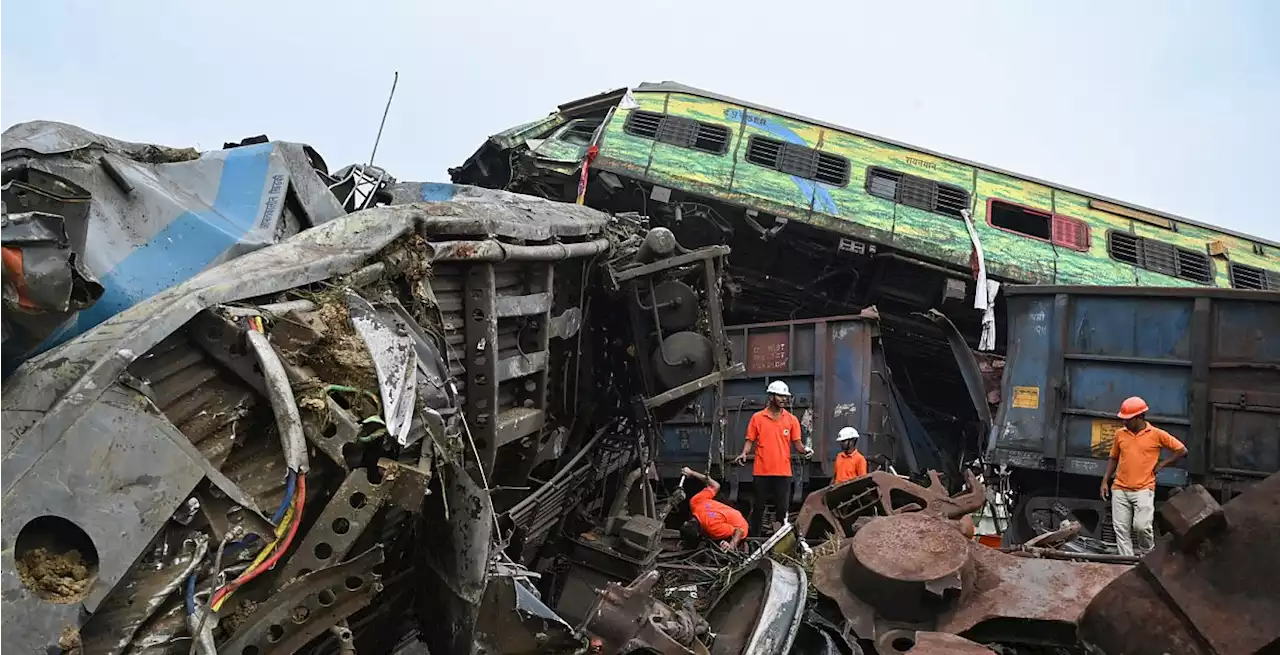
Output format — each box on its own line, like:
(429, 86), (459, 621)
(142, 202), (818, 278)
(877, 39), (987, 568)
(837, 427), (860, 442)
(766, 380), (791, 396)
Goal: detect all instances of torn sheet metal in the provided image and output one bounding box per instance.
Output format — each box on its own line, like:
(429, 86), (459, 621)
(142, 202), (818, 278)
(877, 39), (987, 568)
(475, 574), (582, 654)
(1, 209), (102, 313)
(2, 186), (622, 654)
(374, 298), (455, 413)
(346, 291), (418, 446)
(925, 309), (994, 435)
(704, 559), (807, 655)
(1, 120), (346, 364)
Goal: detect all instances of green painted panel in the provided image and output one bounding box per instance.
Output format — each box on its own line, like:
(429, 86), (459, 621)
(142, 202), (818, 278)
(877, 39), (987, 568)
(532, 137), (586, 164)
(728, 108), (819, 214)
(597, 107), (655, 177)
(644, 94), (738, 195)
(1134, 267), (1203, 288)
(890, 204), (974, 270)
(1052, 190), (1140, 286)
(974, 171), (1057, 283)
(574, 88), (1276, 290)
(491, 115), (564, 149)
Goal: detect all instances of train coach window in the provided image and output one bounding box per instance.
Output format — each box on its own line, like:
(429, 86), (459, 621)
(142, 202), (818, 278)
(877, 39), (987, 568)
(1108, 231), (1214, 284)
(987, 200), (1091, 251)
(1228, 262), (1280, 290)
(555, 119), (603, 146)
(866, 167), (970, 219)
(624, 110), (731, 155)
(746, 136), (850, 186)
(990, 200), (1051, 240)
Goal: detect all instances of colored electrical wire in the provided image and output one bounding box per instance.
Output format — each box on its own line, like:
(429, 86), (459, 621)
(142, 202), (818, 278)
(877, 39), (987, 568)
(210, 489), (299, 610)
(210, 475), (306, 612)
(273, 471), (297, 524)
(225, 469), (298, 554)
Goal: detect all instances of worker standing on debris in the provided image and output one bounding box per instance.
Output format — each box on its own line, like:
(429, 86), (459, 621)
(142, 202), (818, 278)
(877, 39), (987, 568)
(734, 381), (813, 534)
(679, 467), (749, 550)
(832, 427), (867, 484)
(1100, 396), (1188, 556)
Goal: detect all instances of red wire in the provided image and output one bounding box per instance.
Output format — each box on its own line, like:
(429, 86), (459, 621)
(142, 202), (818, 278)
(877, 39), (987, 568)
(210, 475), (306, 610)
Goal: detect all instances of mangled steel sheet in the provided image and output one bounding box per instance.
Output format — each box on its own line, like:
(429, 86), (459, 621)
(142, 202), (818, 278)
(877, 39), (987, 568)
(580, 558), (806, 655)
(1, 177), (706, 654)
(1078, 476), (1280, 655)
(796, 469), (985, 540)
(1, 121), (348, 371)
(812, 511), (1127, 652)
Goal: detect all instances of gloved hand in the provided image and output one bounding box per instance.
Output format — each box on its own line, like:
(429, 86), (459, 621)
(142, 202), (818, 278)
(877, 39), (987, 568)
(802, 446), (814, 459)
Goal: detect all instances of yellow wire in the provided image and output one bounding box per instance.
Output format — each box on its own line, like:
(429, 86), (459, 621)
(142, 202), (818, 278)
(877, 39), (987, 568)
(211, 503), (296, 611)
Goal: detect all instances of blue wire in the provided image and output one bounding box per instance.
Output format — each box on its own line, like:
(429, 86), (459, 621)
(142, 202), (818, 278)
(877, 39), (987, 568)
(185, 573), (197, 616)
(227, 470), (298, 552)
(273, 472), (297, 524)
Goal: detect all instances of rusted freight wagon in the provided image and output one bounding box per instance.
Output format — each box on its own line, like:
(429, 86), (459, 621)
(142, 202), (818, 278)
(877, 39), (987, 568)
(991, 285), (1280, 545)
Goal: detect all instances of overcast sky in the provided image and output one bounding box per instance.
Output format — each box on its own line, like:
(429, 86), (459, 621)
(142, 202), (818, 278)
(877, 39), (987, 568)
(4, 1), (1278, 240)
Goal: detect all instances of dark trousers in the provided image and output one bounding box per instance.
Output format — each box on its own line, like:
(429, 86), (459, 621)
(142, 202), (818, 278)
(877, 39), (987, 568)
(751, 475), (792, 536)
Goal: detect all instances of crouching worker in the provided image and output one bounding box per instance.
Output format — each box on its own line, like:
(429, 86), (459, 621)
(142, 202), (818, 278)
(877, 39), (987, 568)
(832, 427), (867, 484)
(679, 466), (749, 551)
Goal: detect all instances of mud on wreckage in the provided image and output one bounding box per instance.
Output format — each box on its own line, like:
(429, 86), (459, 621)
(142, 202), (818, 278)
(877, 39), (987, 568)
(0, 146), (760, 653)
(4, 123), (1276, 655)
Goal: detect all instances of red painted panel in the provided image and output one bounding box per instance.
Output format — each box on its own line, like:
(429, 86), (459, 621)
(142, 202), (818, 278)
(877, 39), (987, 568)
(747, 332), (790, 374)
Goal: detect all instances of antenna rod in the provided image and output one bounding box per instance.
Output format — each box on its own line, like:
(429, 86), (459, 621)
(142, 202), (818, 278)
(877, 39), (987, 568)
(369, 71), (399, 166)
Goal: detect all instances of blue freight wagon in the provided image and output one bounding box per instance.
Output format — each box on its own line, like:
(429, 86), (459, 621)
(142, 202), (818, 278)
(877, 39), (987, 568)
(990, 285), (1280, 544)
(657, 313), (956, 505)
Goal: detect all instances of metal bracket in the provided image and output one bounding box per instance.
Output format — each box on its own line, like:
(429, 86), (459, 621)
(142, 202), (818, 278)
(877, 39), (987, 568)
(276, 468), (395, 582)
(220, 546), (385, 655)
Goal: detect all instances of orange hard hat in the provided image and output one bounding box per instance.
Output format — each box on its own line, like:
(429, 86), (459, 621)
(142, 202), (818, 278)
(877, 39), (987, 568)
(1117, 396), (1149, 419)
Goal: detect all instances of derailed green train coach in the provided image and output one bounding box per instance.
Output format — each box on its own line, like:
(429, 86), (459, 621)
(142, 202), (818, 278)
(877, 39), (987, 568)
(454, 82), (1280, 536)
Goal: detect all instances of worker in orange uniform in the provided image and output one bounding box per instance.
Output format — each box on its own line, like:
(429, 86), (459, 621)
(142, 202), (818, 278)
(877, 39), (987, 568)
(1099, 396), (1188, 556)
(678, 467), (749, 550)
(734, 380), (813, 534)
(832, 427), (867, 484)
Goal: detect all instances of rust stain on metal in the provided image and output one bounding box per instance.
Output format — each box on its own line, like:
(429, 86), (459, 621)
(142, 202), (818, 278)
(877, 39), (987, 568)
(1079, 476), (1280, 655)
(452, 242), (480, 258)
(850, 513), (969, 583)
(938, 544), (1125, 635)
(813, 510), (1127, 650)
(746, 331), (790, 374)
(797, 469), (985, 540)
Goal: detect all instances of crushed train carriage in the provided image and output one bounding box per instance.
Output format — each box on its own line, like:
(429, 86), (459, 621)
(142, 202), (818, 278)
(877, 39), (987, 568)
(5, 98), (1279, 655)
(1, 124), (788, 654)
(452, 81), (1280, 527)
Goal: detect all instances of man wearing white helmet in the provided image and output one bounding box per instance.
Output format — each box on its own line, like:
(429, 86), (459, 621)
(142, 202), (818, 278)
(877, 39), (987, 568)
(833, 427), (867, 484)
(734, 380), (813, 534)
